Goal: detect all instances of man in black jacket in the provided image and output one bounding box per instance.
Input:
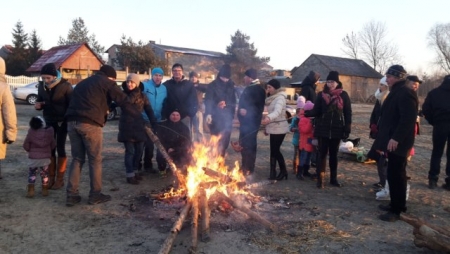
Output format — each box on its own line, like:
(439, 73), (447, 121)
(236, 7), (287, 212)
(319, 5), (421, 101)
(299, 70), (320, 102)
(372, 65), (418, 222)
(422, 75), (450, 190)
(65, 65), (127, 206)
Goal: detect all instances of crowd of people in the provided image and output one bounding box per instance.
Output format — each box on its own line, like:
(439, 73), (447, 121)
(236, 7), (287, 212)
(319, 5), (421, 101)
(1, 55), (449, 224)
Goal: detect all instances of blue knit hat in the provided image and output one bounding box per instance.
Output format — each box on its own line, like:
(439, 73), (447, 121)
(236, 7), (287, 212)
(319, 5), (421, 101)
(152, 67), (164, 76)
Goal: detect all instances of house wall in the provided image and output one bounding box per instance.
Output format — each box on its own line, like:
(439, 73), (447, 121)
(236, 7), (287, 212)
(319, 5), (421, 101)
(163, 52), (224, 80)
(105, 45), (121, 70)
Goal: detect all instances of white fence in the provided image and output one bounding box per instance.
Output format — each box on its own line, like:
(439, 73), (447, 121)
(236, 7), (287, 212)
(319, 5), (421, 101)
(6, 75), (39, 92)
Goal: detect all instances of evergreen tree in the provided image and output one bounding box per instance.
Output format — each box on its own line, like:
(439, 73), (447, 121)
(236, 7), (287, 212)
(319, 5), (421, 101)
(5, 21), (29, 76)
(225, 30), (270, 82)
(28, 29), (43, 67)
(116, 35), (165, 73)
(58, 17), (105, 59)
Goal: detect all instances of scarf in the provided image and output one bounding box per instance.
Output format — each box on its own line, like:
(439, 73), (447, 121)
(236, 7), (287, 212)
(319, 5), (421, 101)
(45, 77), (61, 89)
(265, 88), (286, 105)
(375, 88), (389, 106)
(322, 88), (343, 110)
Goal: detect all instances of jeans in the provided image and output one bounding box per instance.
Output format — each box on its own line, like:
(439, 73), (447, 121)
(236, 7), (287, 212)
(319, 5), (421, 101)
(66, 121), (103, 197)
(299, 150), (312, 167)
(428, 123), (450, 181)
(124, 141), (144, 177)
(387, 152), (408, 214)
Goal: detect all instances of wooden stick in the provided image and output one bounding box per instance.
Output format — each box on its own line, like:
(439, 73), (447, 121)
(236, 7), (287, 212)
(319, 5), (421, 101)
(189, 195), (199, 254)
(201, 167), (232, 183)
(216, 192), (277, 232)
(144, 126), (177, 173)
(200, 188), (211, 242)
(157, 201), (192, 254)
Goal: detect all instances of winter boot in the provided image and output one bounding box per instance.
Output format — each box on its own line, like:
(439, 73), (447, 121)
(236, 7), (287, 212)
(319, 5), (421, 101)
(268, 157), (277, 180)
(330, 168), (342, 187)
(276, 158), (288, 180)
(51, 157), (67, 190)
(296, 166), (304, 180)
(317, 172), (325, 189)
(26, 184), (35, 198)
(47, 156), (56, 188)
(42, 185), (49, 196)
(303, 165), (313, 177)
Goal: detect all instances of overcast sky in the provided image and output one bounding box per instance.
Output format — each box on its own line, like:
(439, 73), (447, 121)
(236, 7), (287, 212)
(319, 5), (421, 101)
(1, 0), (448, 75)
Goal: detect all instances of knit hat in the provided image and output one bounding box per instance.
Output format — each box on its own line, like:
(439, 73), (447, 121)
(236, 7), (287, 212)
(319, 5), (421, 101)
(40, 63), (57, 76)
(152, 67), (164, 76)
(127, 73), (140, 85)
(218, 64), (231, 79)
(326, 71), (340, 83)
(380, 76), (388, 86)
(100, 65), (117, 79)
(304, 101), (314, 111)
(0, 57), (5, 75)
(308, 71), (320, 83)
(189, 71), (198, 79)
(297, 95), (306, 109)
(442, 75), (450, 86)
(386, 65), (407, 79)
(244, 68), (257, 80)
(267, 79), (280, 89)
(406, 75), (422, 84)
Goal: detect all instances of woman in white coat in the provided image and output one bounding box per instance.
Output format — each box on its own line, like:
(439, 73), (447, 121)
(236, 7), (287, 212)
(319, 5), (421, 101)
(262, 79), (289, 180)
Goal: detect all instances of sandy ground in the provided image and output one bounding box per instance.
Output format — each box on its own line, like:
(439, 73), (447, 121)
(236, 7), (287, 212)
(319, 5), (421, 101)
(0, 102), (449, 254)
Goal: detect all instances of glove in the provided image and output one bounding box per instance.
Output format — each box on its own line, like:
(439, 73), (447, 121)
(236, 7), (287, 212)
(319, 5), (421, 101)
(206, 115), (212, 124)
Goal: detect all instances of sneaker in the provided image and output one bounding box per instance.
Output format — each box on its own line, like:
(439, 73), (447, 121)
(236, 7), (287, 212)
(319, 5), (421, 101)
(429, 180), (438, 189)
(127, 177), (139, 185)
(378, 203), (391, 212)
(66, 195), (82, 207)
(379, 212), (400, 222)
(88, 193), (111, 205)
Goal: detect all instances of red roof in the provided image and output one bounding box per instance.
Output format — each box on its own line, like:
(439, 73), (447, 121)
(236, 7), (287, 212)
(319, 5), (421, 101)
(26, 43), (101, 72)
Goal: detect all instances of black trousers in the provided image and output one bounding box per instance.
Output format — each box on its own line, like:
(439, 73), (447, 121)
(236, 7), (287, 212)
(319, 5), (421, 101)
(48, 121), (68, 158)
(270, 134), (286, 171)
(428, 123), (450, 181)
(240, 126), (259, 173)
(317, 137), (340, 179)
(143, 137), (165, 170)
(387, 152), (408, 214)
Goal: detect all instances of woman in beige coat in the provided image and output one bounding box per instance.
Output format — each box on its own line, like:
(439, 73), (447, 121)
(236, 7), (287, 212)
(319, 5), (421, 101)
(0, 57), (18, 179)
(262, 79), (289, 180)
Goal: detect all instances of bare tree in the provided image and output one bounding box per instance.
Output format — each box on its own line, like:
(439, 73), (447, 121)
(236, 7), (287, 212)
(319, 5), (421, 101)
(341, 31), (360, 59)
(427, 23), (450, 73)
(341, 20), (400, 74)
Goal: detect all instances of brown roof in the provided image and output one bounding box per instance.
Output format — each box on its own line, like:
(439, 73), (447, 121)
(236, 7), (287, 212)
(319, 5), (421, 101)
(26, 43), (102, 72)
(309, 54), (383, 79)
(150, 43), (224, 58)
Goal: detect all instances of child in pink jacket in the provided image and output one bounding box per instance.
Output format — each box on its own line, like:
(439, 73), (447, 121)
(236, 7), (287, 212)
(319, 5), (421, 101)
(297, 101), (315, 180)
(23, 116), (56, 198)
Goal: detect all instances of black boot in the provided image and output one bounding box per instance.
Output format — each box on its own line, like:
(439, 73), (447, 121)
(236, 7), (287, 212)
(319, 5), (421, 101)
(276, 158), (288, 180)
(296, 166), (304, 180)
(317, 172), (325, 189)
(303, 165), (312, 177)
(268, 157), (277, 180)
(330, 168), (342, 187)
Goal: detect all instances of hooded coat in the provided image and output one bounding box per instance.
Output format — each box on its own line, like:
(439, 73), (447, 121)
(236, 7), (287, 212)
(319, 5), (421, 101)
(299, 76), (318, 103)
(265, 88), (289, 134)
(118, 81), (157, 143)
(23, 127), (56, 159)
(422, 76), (450, 126)
(0, 72), (17, 159)
(204, 77), (236, 134)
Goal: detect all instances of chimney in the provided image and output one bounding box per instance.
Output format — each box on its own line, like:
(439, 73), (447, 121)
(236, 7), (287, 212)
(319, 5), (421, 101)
(149, 40), (156, 44)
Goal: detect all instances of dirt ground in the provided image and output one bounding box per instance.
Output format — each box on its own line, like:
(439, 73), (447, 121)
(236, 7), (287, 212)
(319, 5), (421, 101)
(0, 102), (449, 254)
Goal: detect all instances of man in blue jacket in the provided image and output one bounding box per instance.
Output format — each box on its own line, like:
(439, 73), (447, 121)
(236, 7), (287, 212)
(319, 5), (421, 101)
(142, 67), (167, 174)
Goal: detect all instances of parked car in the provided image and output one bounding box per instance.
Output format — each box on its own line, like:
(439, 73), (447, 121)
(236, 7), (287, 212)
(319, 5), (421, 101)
(13, 82), (39, 105)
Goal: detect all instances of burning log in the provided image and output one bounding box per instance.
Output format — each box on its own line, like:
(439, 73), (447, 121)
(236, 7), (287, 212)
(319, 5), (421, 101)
(400, 213), (450, 252)
(144, 126), (177, 173)
(200, 188), (211, 242)
(158, 201), (192, 254)
(216, 192), (278, 232)
(201, 167), (232, 183)
(244, 180), (277, 189)
(189, 195), (199, 254)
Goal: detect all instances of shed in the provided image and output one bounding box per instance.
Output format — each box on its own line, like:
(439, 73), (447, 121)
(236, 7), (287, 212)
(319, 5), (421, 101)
(27, 43), (104, 84)
(291, 54), (383, 102)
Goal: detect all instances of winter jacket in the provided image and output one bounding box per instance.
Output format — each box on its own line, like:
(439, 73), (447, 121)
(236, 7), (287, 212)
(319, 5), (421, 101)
(305, 90), (352, 139)
(299, 77), (317, 102)
(142, 79), (167, 122)
(290, 116), (299, 146)
(298, 112), (314, 152)
(371, 80), (418, 157)
(36, 79), (73, 123)
(204, 78), (236, 134)
(238, 80), (266, 132)
(65, 72), (127, 127)
(0, 79), (17, 159)
(118, 82), (157, 143)
(265, 88), (289, 134)
(157, 120), (191, 165)
(422, 77), (450, 126)
(369, 89), (389, 139)
(163, 77), (198, 120)
(23, 127), (56, 159)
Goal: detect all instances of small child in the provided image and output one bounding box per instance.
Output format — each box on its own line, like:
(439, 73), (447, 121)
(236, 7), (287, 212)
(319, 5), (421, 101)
(290, 96), (305, 174)
(297, 101), (315, 180)
(23, 116), (56, 198)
